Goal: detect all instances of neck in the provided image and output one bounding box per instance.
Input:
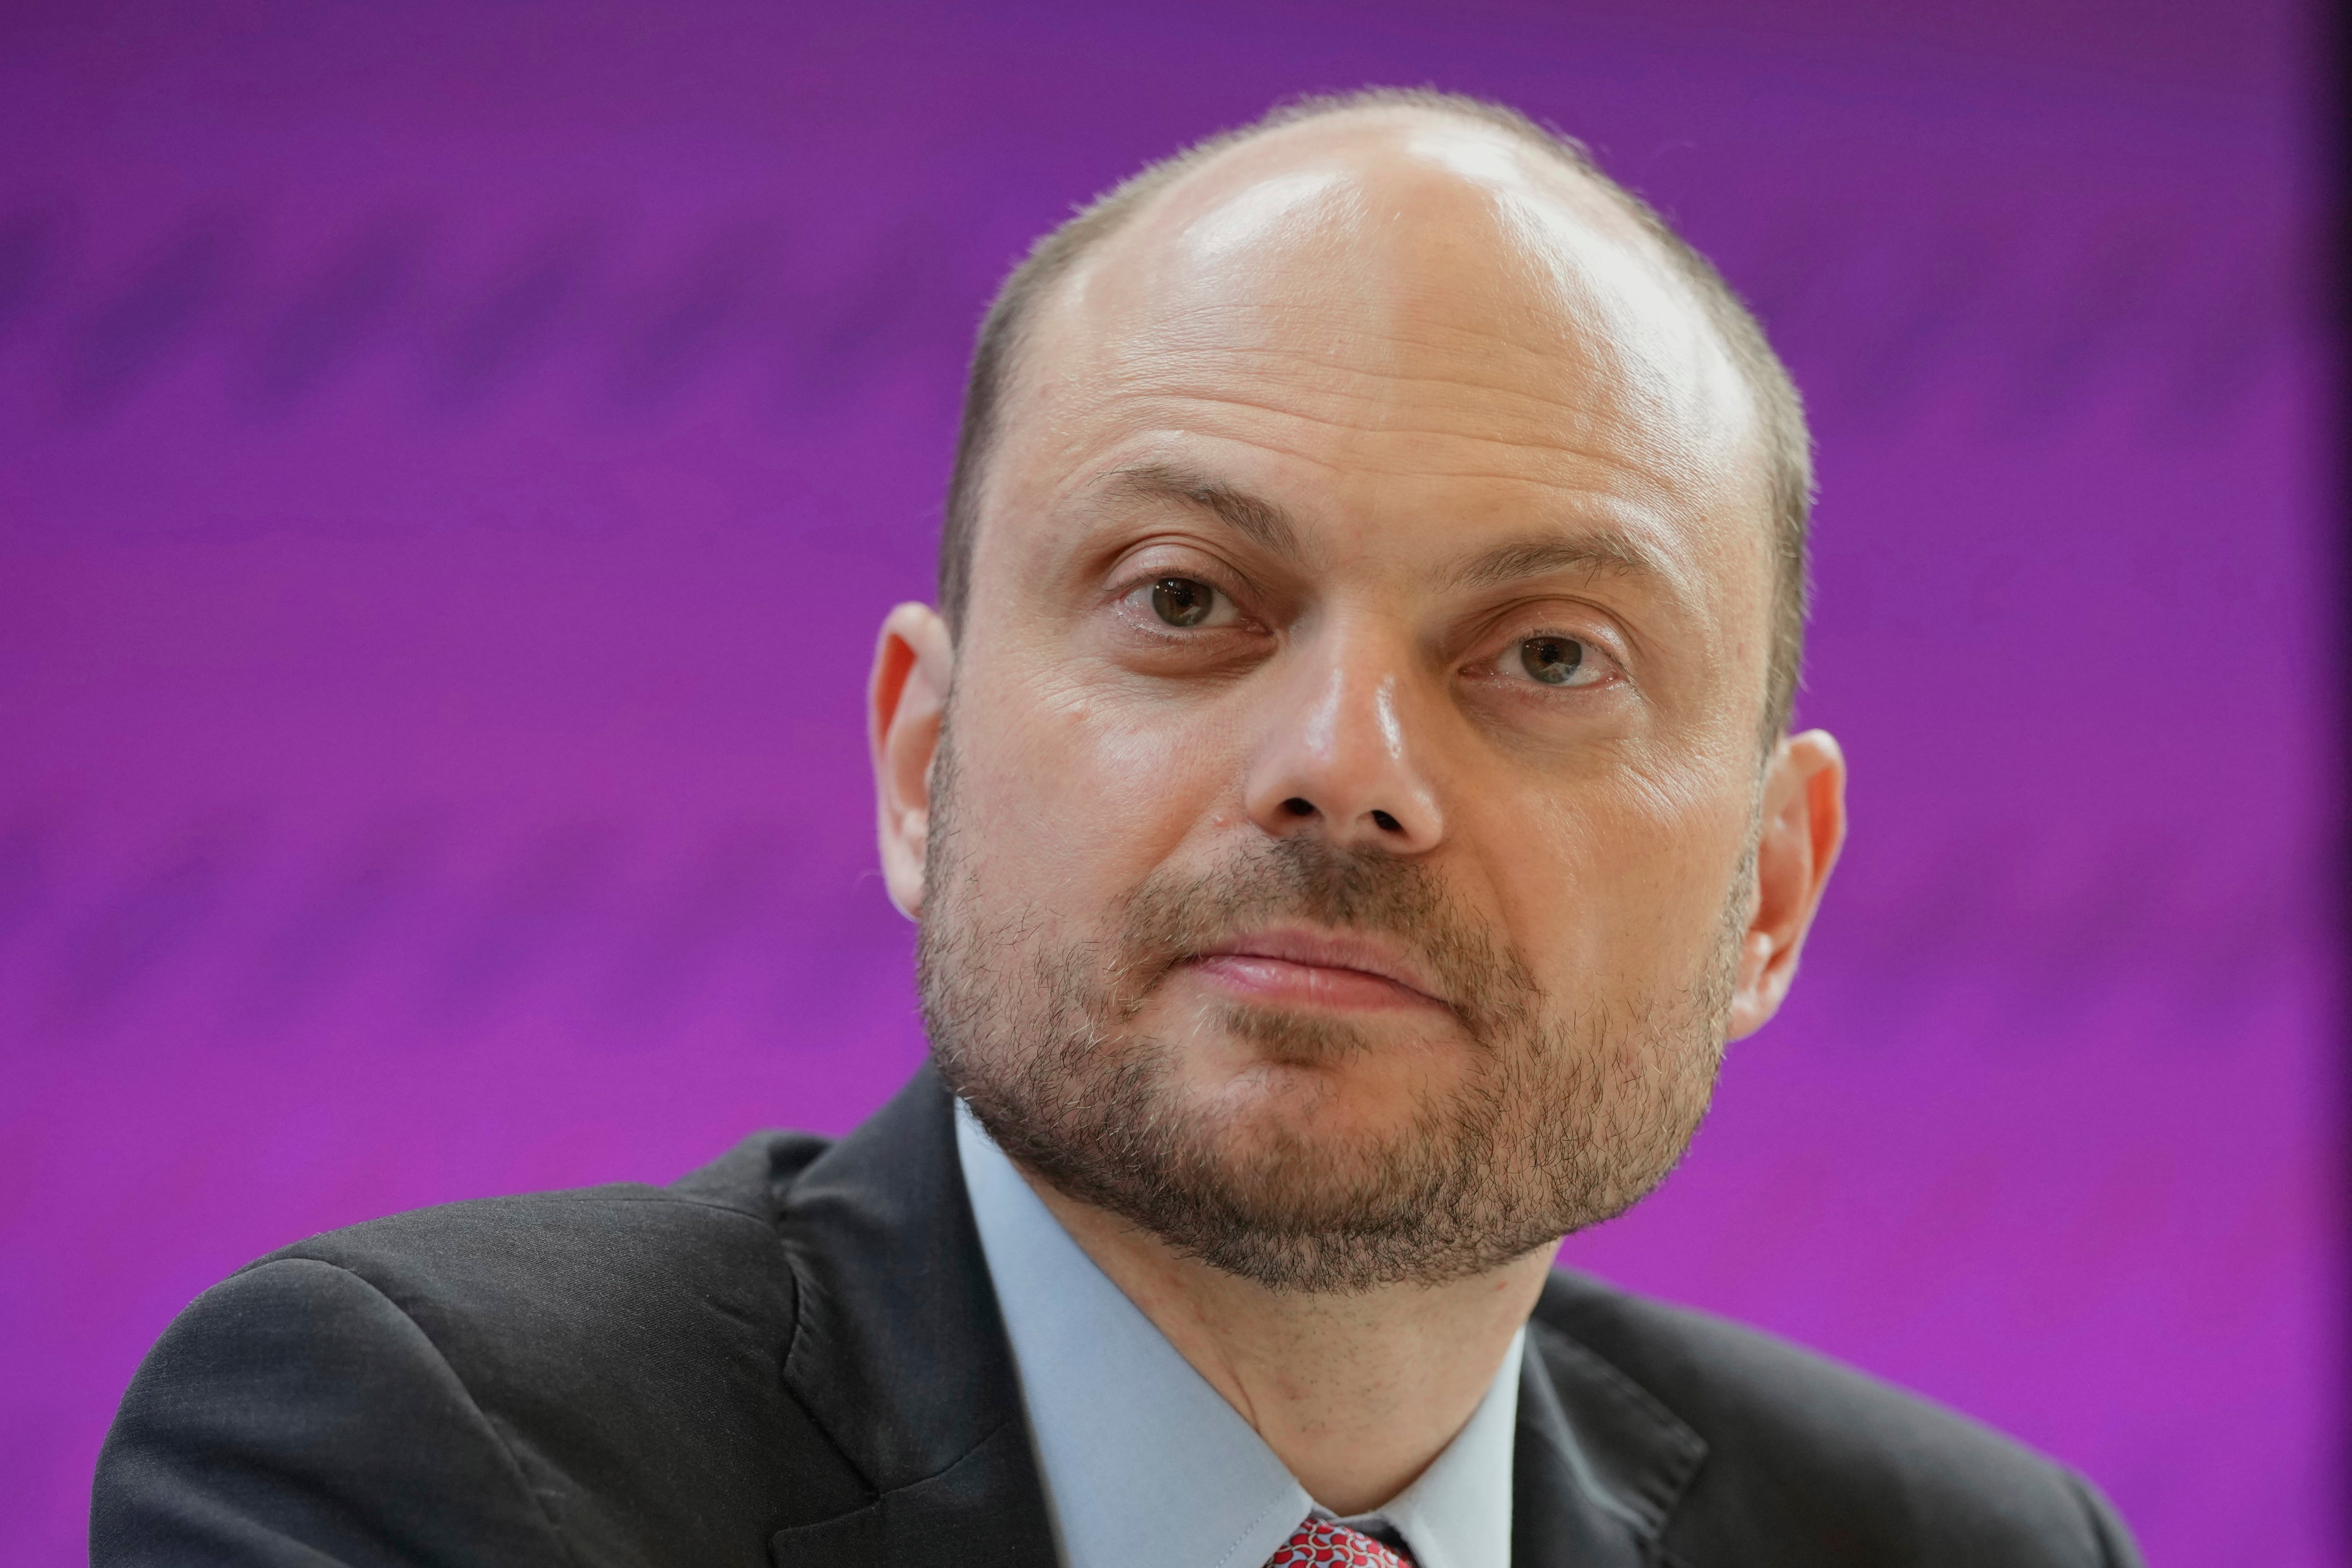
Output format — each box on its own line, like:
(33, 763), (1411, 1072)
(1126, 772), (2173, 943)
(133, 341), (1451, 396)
(1023, 1173), (1556, 1516)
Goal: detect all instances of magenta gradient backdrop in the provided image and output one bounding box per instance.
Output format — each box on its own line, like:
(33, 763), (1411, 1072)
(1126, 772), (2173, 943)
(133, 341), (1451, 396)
(0, 2), (2339, 1563)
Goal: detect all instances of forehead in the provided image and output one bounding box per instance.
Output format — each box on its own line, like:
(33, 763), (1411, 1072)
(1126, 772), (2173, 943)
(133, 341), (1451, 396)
(1016, 112), (1769, 484)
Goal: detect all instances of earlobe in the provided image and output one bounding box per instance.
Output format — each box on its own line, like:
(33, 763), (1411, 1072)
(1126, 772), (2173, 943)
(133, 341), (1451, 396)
(868, 603), (956, 921)
(1726, 729), (1847, 1041)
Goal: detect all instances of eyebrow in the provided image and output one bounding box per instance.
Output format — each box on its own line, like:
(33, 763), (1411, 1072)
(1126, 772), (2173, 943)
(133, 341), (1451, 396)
(1440, 530), (1672, 593)
(1098, 460), (1676, 600)
(1098, 463), (1302, 558)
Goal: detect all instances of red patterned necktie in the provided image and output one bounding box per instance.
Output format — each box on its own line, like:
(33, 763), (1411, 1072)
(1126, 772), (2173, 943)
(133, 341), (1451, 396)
(1265, 1516), (1414, 1567)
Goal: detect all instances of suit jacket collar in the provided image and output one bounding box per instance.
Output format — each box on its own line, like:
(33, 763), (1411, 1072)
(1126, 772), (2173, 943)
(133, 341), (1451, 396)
(1513, 1318), (1707, 1568)
(769, 1064), (1059, 1567)
(763, 1065), (1704, 1567)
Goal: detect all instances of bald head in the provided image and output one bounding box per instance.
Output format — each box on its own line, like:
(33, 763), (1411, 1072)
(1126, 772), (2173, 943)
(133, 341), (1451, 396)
(940, 89), (1812, 742)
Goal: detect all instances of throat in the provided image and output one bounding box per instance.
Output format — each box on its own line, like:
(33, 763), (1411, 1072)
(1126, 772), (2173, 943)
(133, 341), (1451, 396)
(1018, 1158), (1554, 1516)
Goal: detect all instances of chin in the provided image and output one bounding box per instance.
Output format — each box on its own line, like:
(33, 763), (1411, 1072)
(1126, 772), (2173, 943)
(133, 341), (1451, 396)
(1179, 1014), (1467, 1143)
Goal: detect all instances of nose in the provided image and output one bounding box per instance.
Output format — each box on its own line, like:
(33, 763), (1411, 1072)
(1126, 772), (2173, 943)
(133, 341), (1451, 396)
(1243, 634), (1446, 855)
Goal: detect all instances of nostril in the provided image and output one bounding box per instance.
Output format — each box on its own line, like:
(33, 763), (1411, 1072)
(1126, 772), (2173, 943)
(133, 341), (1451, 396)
(1371, 810), (1402, 833)
(1282, 797), (1316, 818)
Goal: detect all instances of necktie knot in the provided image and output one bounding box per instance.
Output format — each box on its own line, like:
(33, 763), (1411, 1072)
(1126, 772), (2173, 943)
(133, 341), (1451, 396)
(1266, 1516), (1413, 1568)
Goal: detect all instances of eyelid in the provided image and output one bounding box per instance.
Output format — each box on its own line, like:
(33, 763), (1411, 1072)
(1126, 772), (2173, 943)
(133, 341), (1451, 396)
(1455, 606), (1640, 703)
(1483, 605), (1630, 669)
(1104, 546), (1262, 616)
(1105, 565), (1261, 640)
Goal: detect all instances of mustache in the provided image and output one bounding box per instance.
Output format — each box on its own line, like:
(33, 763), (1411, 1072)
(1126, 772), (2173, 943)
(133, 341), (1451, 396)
(1107, 834), (1539, 1037)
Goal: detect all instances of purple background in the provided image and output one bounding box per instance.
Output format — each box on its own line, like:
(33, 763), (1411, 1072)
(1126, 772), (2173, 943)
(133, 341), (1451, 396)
(1, 2), (2338, 1562)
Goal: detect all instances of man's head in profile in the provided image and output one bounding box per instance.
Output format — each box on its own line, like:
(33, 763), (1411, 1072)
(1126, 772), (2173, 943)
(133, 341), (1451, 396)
(94, 89), (2143, 1568)
(873, 89), (1840, 1291)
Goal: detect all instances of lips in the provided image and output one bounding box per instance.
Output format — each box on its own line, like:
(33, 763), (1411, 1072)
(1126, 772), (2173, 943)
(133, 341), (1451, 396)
(1183, 926), (1449, 1012)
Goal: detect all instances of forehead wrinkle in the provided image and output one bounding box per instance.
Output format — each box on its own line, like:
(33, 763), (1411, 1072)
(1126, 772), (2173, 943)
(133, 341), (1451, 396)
(1127, 285), (1639, 386)
(1109, 380), (1636, 448)
(1109, 335), (1705, 464)
(1104, 391), (1696, 499)
(1131, 343), (1636, 413)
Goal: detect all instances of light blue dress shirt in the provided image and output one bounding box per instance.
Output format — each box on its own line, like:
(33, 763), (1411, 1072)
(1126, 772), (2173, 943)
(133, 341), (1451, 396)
(955, 1101), (1521, 1568)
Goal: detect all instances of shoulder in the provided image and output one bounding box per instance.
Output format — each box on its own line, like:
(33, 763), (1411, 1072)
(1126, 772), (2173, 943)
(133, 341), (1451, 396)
(247, 1128), (841, 1464)
(1529, 1269), (2141, 1567)
(97, 1132), (860, 1565)
(261, 1129), (830, 1345)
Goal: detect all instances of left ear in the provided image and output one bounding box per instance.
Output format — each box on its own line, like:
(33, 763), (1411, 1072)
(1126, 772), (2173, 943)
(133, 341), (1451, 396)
(1726, 729), (1847, 1040)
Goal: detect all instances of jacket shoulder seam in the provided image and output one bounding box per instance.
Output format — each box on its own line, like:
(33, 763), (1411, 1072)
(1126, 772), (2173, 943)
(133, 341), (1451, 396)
(2063, 1469), (2138, 1568)
(249, 1256), (592, 1568)
(244, 1189), (789, 1265)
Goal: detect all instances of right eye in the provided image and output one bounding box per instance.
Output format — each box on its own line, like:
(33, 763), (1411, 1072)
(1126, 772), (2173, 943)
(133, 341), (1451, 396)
(1515, 635), (1595, 687)
(1144, 576), (1235, 629)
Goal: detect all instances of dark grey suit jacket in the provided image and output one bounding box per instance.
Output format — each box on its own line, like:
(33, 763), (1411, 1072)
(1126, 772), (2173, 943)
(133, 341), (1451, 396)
(94, 1067), (2142, 1566)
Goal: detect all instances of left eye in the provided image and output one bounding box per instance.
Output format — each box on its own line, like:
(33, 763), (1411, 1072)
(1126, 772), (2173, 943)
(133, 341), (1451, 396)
(1506, 635), (1599, 687)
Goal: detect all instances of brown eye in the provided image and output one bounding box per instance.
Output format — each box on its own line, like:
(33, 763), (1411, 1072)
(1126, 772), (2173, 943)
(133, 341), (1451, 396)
(1520, 635), (1586, 685)
(1150, 577), (1219, 628)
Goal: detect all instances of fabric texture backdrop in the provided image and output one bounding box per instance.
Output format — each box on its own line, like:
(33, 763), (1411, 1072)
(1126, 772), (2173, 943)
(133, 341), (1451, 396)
(0, 2), (2337, 1563)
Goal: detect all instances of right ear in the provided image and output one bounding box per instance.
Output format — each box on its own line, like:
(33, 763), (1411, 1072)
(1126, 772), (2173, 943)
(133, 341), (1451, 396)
(868, 602), (957, 919)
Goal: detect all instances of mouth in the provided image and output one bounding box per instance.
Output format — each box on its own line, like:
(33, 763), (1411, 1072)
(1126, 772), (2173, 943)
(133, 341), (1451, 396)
(1180, 926), (1451, 1014)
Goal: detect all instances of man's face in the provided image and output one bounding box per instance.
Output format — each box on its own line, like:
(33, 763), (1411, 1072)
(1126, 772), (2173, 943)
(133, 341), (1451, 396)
(890, 114), (1819, 1291)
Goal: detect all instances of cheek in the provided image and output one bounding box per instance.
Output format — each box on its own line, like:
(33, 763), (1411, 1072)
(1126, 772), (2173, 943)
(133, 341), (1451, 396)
(946, 656), (1237, 918)
(1484, 757), (1752, 989)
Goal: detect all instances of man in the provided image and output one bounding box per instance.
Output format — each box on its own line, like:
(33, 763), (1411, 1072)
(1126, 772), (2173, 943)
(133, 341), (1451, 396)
(93, 89), (2143, 1566)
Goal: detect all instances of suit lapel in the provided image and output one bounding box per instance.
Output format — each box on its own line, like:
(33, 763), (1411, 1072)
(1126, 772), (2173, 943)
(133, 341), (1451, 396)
(767, 1067), (1058, 1568)
(1512, 1317), (1707, 1568)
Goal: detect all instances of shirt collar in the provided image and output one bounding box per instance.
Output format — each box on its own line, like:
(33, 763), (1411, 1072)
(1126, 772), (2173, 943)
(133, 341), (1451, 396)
(956, 1100), (1520, 1568)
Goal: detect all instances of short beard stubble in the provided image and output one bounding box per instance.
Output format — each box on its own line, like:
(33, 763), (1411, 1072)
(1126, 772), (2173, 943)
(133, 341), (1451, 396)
(918, 711), (1749, 1295)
